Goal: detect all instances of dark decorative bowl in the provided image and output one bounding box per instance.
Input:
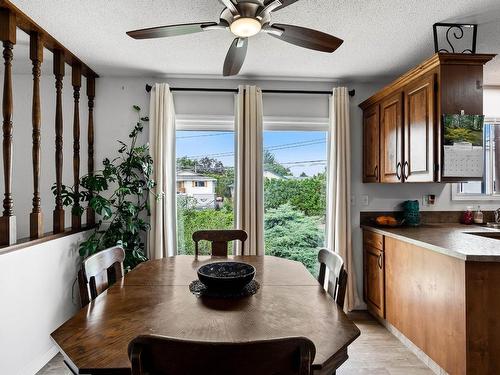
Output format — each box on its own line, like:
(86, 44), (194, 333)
(197, 262), (256, 290)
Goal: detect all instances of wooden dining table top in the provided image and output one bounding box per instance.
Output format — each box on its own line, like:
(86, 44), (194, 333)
(51, 255), (360, 375)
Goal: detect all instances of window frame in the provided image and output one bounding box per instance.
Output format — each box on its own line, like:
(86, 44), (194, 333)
(451, 117), (500, 201)
(193, 181), (207, 187)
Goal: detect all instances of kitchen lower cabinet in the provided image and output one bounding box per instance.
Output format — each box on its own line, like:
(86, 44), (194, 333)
(363, 227), (500, 374)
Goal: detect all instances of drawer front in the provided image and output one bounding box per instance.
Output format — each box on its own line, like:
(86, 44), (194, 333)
(363, 230), (384, 250)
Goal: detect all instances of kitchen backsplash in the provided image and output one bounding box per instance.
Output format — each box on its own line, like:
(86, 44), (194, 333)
(360, 210), (497, 225)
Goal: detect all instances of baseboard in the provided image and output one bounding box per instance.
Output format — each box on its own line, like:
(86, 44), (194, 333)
(375, 316), (449, 375)
(21, 344), (59, 375)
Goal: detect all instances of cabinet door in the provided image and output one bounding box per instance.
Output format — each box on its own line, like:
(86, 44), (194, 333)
(380, 93), (403, 183)
(403, 75), (436, 182)
(363, 104), (380, 182)
(364, 245), (385, 318)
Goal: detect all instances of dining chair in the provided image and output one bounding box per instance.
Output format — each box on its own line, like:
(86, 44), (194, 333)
(192, 229), (248, 256)
(128, 335), (316, 375)
(317, 248), (348, 309)
(77, 246), (125, 306)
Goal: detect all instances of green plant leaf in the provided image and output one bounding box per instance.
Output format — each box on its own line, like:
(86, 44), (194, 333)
(58, 105), (153, 270)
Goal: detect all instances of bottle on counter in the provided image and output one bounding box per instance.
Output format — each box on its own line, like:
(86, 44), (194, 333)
(461, 206), (474, 225)
(474, 205), (484, 224)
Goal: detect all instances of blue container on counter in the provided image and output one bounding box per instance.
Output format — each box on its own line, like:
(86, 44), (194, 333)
(403, 200), (421, 226)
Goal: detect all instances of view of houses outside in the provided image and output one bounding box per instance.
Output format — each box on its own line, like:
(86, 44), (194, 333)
(175, 129), (327, 275)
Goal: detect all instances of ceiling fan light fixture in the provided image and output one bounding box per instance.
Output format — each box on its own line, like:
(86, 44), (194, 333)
(230, 17), (262, 38)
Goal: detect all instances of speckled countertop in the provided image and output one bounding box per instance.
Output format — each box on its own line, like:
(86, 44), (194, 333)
(361, 223), (500, 262)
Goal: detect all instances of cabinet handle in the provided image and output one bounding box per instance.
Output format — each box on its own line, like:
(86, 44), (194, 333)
(403, 161), (409, 180)
(378, 253), (383, 269)
(374, 165), (378, 180)
(396, 162), (401, 180)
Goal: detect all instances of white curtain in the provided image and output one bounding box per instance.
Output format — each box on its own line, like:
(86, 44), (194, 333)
(148, 83), (177, 259)
(235, 85), (264, 256)
(326, 87), (360, 311)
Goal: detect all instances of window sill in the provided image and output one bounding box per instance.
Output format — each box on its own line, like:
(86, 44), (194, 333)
(451, 194), (500, 201)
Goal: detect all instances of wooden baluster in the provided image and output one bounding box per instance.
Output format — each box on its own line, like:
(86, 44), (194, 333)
(29, 32), (44, 238)
(86, 76), (96, 226)
(53, 50), (65, 233)
(72, 64), (82, 230)
(0, 9), (17, 245)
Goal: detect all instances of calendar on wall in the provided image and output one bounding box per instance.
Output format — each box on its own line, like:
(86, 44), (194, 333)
(442, 114), (484, 179)
(443, 144), (483, 177)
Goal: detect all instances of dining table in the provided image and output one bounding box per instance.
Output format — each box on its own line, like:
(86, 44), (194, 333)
(51, 255), (360, 374)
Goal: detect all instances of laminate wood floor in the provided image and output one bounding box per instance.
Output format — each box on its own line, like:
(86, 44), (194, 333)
(37, 311), (433, 375)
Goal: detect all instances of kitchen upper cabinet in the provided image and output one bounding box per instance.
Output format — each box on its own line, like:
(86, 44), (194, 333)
(403, 74), (436, 182)
(380, 93), (403, 183)
(359, 53), (495, 183)
(363, 104), (380, 182)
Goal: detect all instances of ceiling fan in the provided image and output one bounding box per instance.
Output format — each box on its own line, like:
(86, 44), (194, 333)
(126, 0), (343, 76)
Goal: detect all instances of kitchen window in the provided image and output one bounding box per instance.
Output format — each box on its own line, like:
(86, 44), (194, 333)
(452, 119), (500, 200)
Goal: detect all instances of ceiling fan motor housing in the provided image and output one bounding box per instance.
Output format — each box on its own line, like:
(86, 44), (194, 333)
(220, 2), (263, 27)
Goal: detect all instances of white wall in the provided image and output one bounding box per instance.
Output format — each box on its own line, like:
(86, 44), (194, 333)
(94, 77), (152, 168)
(484, 86), (500, 117)
(0, 230), (89, 375)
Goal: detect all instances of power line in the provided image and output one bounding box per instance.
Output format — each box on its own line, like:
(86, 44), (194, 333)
(180, 137), (327, 159)
(177, 132), (233, 139)
(266, 140), (325, 152)
(279, 159), (327, 165)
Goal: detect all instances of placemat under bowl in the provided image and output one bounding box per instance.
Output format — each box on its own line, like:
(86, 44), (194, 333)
(189, 280), (260, 299)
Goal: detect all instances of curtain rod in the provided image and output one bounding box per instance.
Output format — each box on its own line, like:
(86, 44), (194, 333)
(145, 84), (355, 97)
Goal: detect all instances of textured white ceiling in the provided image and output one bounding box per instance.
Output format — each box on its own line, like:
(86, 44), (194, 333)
(8, 0), (500, 83)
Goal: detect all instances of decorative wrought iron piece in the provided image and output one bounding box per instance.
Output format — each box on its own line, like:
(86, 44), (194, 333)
(433, 23), (477, 54)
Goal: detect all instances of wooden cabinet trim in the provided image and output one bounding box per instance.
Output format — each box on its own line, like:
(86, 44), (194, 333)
(359, 53), (494, 110)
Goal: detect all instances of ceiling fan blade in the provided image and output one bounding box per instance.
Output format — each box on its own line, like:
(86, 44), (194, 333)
(264, 0), (299, 12)
(223, 38), (248, 76)
(127, 22), (218, 40)
(269, 23), (343, 53)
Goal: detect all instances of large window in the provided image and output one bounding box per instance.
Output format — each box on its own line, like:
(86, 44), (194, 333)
(175, 116), (235, 255)
(263, 118), (329, 276)
(174, 99), (330, 276)
(452, 119), (500, 200)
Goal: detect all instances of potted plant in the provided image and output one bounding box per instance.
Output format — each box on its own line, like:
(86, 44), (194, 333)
(55, 105), (156, 270)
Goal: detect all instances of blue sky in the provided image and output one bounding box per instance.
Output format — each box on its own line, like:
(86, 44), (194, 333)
(176, 130), (327, 176)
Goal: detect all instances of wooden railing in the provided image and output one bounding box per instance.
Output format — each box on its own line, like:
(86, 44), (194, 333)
(0, 1), (98, 247)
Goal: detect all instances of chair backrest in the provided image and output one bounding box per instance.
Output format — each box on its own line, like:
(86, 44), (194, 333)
(78, 246), (125, 306)
(192, 229), (248, 256)
(128, 335), (316, 375)
(317, 248), (348, 309)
